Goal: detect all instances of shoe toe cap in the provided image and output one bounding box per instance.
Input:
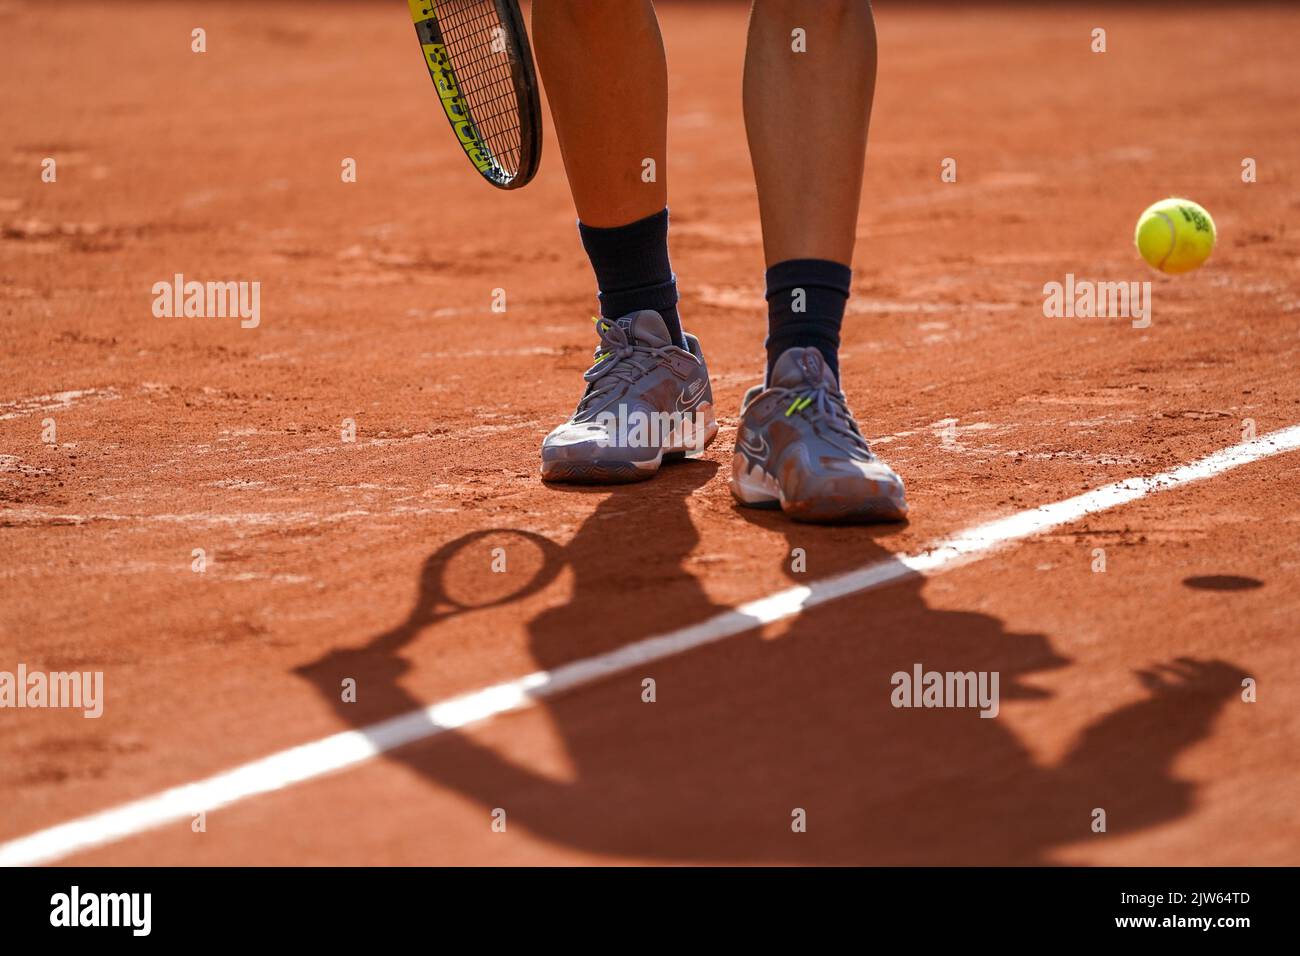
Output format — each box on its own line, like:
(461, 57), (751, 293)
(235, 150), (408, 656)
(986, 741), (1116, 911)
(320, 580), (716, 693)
(779, 448), (908, 520)
(541, 421), (613, 463)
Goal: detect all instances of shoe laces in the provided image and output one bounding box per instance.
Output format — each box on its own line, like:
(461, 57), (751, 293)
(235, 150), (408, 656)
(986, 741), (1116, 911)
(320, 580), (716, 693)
(574, 318), (666, 415)
(781, 384), (874, 458)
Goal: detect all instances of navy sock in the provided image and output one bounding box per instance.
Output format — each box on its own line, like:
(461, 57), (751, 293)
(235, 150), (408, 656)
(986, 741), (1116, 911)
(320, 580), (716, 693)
(764, 258), (852, 385)
(577, 208), (685, 348)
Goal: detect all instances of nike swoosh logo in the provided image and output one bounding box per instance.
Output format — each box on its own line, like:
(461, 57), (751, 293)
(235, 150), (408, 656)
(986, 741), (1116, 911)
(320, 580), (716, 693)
(738, 431), (770, 461)
(676, 380), (707, 412)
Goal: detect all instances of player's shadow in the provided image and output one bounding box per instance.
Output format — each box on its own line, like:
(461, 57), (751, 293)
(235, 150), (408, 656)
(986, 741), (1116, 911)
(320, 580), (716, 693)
(297, 460), (1246, 864)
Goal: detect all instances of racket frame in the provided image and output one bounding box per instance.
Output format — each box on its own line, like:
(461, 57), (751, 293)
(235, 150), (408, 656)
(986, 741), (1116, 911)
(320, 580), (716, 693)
(409, 0), (542, 189)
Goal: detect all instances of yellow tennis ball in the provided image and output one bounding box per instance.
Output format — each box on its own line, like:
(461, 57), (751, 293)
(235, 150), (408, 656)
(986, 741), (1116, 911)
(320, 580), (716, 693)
(1134, 197), (1216, 274)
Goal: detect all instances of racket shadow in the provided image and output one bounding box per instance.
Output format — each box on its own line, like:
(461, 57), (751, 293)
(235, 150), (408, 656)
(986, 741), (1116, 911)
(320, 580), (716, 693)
(297, 460), (1248, 864)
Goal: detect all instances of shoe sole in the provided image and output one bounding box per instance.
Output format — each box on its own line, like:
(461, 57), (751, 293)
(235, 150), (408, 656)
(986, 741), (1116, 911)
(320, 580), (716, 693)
(542, 459), (659, 484)
(781, 496), (908, 524)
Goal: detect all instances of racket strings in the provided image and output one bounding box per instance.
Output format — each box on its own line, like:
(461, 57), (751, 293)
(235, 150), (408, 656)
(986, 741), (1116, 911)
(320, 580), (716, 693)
(436, 0), (524, 179)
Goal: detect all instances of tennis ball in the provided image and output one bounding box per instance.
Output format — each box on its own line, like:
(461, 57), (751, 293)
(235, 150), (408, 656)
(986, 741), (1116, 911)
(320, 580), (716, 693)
(1134, 197), (1216, 274)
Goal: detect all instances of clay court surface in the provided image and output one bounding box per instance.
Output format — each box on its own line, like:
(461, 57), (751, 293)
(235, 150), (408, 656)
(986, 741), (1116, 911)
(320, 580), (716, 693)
(2, 0), (1298, 865)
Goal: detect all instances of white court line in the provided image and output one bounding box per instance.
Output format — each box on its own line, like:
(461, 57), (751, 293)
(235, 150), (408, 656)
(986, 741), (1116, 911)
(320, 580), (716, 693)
(4, 424), (1299, 867)
(0, 388), (120, 422)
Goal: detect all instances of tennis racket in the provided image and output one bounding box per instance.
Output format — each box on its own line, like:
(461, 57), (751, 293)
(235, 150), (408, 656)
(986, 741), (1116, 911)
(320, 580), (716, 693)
(407, 0), (542, 189)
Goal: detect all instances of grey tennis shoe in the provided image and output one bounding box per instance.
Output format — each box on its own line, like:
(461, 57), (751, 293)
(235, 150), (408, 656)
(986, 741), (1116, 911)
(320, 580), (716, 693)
(731, 346), (908, 522)
(541, 310), (718, 483)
